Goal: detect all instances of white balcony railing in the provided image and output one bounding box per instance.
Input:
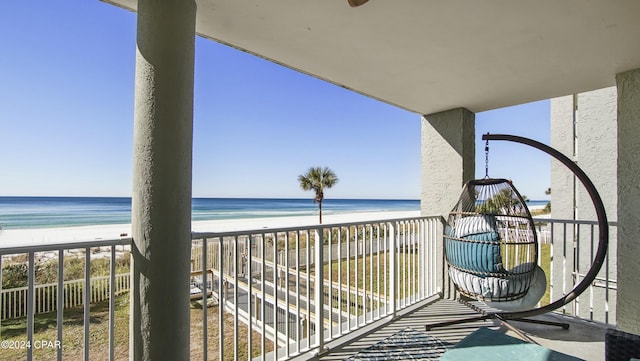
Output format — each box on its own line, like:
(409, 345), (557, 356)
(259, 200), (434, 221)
(0, 239), (130, 361)
(1, 273), (130, 319)
(0, 216), (618, 360)
(189, 216), (443, 360)
(532, 217), (618, 325)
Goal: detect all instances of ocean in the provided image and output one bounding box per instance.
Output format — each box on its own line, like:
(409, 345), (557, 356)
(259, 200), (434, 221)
(0, 197), (421, 230)
(0, 197), (550, 230)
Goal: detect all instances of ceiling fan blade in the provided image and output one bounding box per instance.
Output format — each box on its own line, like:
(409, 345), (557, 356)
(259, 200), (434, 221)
(348, 0), (369, 7)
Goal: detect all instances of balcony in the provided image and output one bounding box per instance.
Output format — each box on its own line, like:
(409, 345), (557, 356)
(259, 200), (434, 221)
(0, 215), (616, 360)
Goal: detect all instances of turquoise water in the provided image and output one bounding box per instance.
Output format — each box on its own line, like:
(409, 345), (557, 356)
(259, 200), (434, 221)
(0, 197), (549, 230)
(0, 197), (420, 230)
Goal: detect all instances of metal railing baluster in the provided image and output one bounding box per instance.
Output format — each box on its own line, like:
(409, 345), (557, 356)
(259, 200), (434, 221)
(218, 238), (224, 360)
(109, 246), (116, 361)
(284, 231), (290, 358)
(273, 232), (278, 359)
(27, 252), (35, 361)
(261, 232), (266, 358)
(247, 235), (253, 360)
(234, 235), (239, 361)
(202, 239), (208, 361)
(84, 248), (90, 361)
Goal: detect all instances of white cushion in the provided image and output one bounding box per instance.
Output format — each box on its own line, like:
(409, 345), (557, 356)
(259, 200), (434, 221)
(448, 265), (546, 312)
(485, 265), (547, 312)
(454, 215), (497, 238)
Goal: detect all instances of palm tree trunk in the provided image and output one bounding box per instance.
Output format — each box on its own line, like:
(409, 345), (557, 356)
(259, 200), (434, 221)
(318, 201), (323, 224)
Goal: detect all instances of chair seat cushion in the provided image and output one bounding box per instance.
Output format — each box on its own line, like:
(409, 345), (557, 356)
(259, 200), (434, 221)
(445, 230), (502, 274)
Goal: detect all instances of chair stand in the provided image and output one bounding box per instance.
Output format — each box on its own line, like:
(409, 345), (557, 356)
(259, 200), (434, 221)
(425, 298), (569, 333)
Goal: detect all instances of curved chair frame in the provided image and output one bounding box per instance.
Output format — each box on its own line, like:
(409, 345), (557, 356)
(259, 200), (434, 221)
(426, 133), (609, 330)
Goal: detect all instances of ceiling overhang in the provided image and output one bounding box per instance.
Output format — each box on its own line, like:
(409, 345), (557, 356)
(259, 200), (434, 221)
(103, 0), (640, 114)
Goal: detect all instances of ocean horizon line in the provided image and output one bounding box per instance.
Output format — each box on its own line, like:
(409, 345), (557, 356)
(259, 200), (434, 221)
(0, 195), (422, 201)
(0, 195), (550, 202)
(0, 197), (423, 230)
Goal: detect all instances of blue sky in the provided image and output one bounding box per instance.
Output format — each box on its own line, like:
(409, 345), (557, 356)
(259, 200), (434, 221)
(0, 0), (550, 200)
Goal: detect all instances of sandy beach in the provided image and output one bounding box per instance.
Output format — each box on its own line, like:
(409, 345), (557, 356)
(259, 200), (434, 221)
(0, 204), (548, 248)
(0, 210), (421, 248)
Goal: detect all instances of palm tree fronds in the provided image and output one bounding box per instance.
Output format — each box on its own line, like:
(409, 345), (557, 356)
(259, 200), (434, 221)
(298, 166), (338, 223)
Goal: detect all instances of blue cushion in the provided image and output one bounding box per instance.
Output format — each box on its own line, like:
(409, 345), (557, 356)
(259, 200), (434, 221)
(445, 231), (502, 275)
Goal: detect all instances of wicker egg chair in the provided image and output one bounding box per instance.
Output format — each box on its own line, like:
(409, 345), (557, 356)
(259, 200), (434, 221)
(445, 178), (542, 306)
(426, 134), (609, 331)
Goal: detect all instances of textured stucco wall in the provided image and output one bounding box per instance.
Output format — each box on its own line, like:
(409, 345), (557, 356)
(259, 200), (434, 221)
(549, 95), (576, 309)
(130, 1), (197, 360)
(616, 68), (640, 334)
(550, 87), (618, 323)
(576, 88), (618, 222)
(421, 108), (475, 217)
(550, 95), (575, 221)
(575, 87), (618, 323)
(421, 108), (475, 297)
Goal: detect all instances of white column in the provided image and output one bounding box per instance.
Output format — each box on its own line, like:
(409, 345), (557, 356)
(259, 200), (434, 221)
(130, 0), (196, 360)
(420, 108), (475, 298)
(616, 68), (640, 335)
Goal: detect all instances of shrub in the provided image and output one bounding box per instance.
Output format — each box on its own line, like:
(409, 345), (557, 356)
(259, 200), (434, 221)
(2, 263), (29, 289)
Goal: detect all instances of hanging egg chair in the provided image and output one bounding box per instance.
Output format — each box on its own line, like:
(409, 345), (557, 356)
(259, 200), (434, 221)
(426, 134), (609, 331)
(445, 178), (546, 310)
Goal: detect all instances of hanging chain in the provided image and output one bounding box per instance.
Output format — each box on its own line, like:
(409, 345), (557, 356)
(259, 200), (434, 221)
(484, 138), (490, 178)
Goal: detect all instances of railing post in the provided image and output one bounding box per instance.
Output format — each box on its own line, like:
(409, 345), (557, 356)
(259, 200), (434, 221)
(27, 252), (35, 361)
(436, 217), (448, 299)
(0, 254), (3, 336)
(109, 246), (116, 361)
(84, 248), (91, 361)
(218, 238), (224, 361)
(202, 239), (208, 361)
(418, 219), (425, 300)
(388, 222), (396, 318)
(314, 228), (326, 355)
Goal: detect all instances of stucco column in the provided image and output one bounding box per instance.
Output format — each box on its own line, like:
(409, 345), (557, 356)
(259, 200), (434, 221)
(550, 89), (619, 323)
(130, 0), (196, 360)
(421, 108), (475, 217)
(616, 68), (640, 335)
(421, 108), (475, 297)
(549, 95), (577, 313)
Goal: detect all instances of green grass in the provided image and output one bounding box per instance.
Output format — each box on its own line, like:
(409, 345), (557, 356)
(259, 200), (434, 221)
(540, 243), (551, 306)
(0, 292), (271, 361)
(317, 251), (420, 315)
(319, 244), (553, 310)
(0, 292), (130, 360)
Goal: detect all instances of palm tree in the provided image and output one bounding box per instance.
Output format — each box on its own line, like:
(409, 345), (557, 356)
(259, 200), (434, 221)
(298, 166), (338, 224)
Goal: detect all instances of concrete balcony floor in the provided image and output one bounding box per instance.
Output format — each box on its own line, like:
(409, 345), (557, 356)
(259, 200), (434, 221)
(311, 298), (609, 361)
